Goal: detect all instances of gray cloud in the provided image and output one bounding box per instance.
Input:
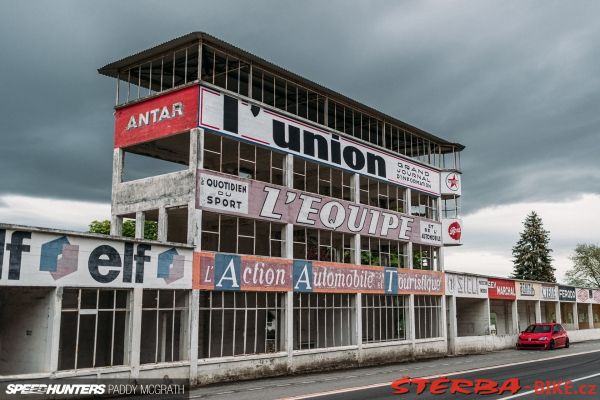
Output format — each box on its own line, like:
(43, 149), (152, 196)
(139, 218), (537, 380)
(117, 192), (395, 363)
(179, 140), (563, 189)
(1, 0), (599, 214)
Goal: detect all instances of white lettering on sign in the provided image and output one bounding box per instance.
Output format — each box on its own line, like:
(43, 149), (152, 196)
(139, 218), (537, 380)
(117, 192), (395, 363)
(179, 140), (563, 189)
(542, 285), (557, 300)
(126, 102), (183, 130)
(199, 174), (249, 213)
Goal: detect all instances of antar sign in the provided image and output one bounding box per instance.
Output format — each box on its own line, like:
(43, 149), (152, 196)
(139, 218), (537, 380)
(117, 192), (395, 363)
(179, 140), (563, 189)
(198, 87), (441, 195)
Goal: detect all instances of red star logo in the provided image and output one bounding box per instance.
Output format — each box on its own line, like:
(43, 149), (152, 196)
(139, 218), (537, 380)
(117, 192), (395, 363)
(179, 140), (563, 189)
(447, 174), (459, 190)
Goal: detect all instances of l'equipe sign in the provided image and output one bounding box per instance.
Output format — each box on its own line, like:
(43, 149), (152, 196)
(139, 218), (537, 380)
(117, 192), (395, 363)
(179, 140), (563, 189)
(199, 86), (441, 195)
(197, 170), (442, 246)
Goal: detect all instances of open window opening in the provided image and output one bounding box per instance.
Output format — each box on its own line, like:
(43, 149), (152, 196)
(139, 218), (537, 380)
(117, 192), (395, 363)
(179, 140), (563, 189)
(122, 133), (190, 182)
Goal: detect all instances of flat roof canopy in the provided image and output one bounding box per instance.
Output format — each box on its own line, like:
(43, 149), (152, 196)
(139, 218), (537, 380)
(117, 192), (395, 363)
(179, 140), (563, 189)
(99, 32), (465, 152)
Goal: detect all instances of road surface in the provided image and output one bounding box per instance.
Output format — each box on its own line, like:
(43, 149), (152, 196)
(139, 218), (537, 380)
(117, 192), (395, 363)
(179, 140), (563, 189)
(190, 340), (600, 400)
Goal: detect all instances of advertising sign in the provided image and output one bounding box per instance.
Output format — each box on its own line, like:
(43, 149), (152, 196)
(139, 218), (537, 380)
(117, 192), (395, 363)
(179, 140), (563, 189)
(0, 228), (192, 288)
(198, 173), (249, 214)
(488, 278), (516, 300)
(440, 171), (462, 196)
(442, 219), (462, 246)
(445, 273), (488, 298)
(193, 251), (444, 295)
(197, 170), (442, 246)
(558, 286), (576, 302)
(199, 86), (441, 195)
(517, 282), (541, 300)
(541, 285), (558, 301)
(114, 85), (199, 148)
(576, 288), (592, 303)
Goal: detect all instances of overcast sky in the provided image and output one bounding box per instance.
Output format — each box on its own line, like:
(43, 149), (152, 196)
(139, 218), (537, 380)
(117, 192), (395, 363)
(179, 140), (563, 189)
(1, 0), (599, 281)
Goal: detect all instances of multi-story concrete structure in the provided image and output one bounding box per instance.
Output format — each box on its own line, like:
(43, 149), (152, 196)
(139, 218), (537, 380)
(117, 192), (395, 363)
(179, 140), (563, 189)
(2, 33), (599, 388)
(98, 32), (464, 383)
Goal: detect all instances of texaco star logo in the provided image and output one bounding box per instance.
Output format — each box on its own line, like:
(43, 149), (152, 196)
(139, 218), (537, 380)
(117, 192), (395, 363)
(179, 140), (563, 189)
(445, 173), (460, 191)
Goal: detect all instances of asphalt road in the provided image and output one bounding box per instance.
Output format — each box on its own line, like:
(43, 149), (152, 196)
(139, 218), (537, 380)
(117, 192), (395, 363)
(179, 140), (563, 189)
(189, 340), (600, 400)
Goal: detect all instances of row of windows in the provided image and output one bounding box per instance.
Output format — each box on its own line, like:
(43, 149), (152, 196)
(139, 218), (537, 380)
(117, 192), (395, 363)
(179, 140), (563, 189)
(202, 133), (438, 220)
(57, 289), (443, 370)
(116, 43), (461, 169)
(201, 212), (437, 270)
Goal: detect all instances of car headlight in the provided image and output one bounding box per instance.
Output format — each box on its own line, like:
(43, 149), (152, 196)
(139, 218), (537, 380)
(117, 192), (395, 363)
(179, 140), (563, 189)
(539, 336), (548, 341)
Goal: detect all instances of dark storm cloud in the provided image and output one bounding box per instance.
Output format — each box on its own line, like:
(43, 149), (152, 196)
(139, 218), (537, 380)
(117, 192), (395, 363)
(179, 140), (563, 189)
(1, 0), (599, 213)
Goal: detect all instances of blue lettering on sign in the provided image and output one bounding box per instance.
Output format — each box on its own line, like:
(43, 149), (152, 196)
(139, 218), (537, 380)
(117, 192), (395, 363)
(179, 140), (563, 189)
(384, 267), (398, 294)
(214, 253), (241, 290)
(293, 260), (313, 292)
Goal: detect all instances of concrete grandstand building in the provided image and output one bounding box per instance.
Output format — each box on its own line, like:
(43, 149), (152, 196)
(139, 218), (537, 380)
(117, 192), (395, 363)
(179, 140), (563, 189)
(1, 33), (599, 386)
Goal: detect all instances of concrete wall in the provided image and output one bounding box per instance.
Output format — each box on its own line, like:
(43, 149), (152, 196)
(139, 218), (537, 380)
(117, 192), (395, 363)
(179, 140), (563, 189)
(0, 287), (54, 375)
(454, 334), (518, 355)
(568, 328), (600, 343)
(112, 170), (195, 215)
(456, 298), (489, 336)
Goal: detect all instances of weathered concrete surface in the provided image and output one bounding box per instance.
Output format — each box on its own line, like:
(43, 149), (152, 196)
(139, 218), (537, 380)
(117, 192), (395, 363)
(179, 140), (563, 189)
(113, 170), (195, 215)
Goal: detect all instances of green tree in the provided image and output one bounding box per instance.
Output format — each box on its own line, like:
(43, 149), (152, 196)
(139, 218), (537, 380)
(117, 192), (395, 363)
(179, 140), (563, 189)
(511, 211), (555, 282)
(565, 244), (600, 288)
(88, 219), (158, 241)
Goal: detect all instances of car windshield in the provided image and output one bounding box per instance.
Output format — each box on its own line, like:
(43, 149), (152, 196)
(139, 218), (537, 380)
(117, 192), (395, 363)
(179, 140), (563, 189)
(525, 325), (551, 333)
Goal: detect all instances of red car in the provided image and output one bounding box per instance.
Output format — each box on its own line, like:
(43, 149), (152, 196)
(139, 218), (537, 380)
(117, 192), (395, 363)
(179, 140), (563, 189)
(516, 323), (569, 350)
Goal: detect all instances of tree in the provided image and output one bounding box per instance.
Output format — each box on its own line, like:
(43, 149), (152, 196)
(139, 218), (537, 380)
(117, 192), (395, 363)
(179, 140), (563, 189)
(511, 211), (555, 282)
(88, 219), (158, 241)
(565, 244), (600, 288)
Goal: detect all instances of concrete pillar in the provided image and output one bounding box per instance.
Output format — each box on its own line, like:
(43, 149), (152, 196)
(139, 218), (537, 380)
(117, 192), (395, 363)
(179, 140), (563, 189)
(286, 291), (294, 367)
(110, 215), (123, 236)
(189, 128), (203, 247)
(111, 148), (124, 237)
(189, 289), (200, 385)
(555, 301), (561, 324)
(511, 300), (519, 333)
(356, 293), (363, 361)
(447, 295), (457, 354)
(190, 128), (203, 170)
(135, 211), (145, 239)
(157, 206), (168, 242)
(352, 234), (361, 265)
(573, 303), (579, 330)
(112, 148), (124, 186)
(485, 298), (492, 335)
(409, 294), (416, 348)
(284, 224), (294, 259)
(406, 188), (413, 269)
(47, 287), (63, 372)
(588, 303), (594, 329)
(535, 300), (542, 323)
(351, 173), (361, 265)
(285, 154), (294, 188)
(129, 287), (143, 378)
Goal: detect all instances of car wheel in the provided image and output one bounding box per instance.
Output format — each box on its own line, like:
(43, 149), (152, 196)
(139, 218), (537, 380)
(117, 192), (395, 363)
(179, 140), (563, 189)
(549, 340), (555, 350)
(565, 339), (570, 348)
